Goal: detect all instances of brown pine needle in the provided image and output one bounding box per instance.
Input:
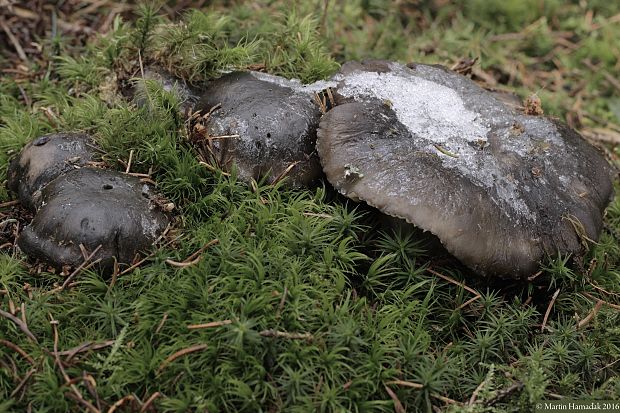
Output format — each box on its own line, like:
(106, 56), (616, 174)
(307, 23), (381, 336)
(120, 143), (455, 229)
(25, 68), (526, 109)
(0, 200), (20, 208)
(107, 395), (134, 413)
(577, 300), (604, 329)
(276, 286), (288, 318)
(199, 161), (231, 176)
(61, 244), (103, 290)
(385, 379), (423, 389)
(140, 392), (161, 412)
(433, 393), (459, 405)
(155, 313), (169, 335)
(165, 256), (203, 267)
(384, 385), (406, 413)
(157, 344), (208, 374)
(0, 339), (34, 364)
(457, 294), (481, 310)
(583, 292), (620, 311)
(10, 367), (36, 399)
(427, 268), (480, 296)
(541, 289), (561, 332)
(273, 161), (300, 184)
(386, 380), (460, 405)
(125, 149), (134, 174)
(0, 18), (28, 62)
(259, 329), (313, 340)
(302, 212), (333, 218)
(166, 239), (219, 267)
(0, 308), (38, 343)
(469, 377), (488, 405)
(50, 318), (100, 413)
(208, 134), (240, 140)
(119, 235), (183, 276)
(188, 319), (232, 329)
(433, 143), (459, 158)
(57, 340), (116, 361)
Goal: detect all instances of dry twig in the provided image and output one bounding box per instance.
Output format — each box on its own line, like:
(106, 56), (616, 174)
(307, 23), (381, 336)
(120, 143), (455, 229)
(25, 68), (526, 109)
(61, 244), (103, 290)
(187, 319), (232, 329)
(0, 308), (38, 343)
(259, 329), (313, 340)
(165, 239), (219, 268)
(384, 384), (406, 413)
(0, 339), (34, 364)
(541, 289), (561, 332)
(50, 318), (100, 413)
(157, 344), (209, 374)
(577, 300), (604, 329)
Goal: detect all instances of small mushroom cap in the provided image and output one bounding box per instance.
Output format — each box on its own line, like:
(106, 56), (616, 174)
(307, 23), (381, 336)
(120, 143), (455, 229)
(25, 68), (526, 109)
(131, 66), (200, 113)
(196, 71), (329, 187)
(17, 168), (169, 269)
(7, 133), (98, 210)
(317, 61), (614, 278)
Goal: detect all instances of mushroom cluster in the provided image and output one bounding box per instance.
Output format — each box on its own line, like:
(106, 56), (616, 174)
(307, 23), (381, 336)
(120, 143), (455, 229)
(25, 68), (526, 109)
(15, 60), (612, 278)
(8, 133), (170, 270)
(185, 61), (612, 279)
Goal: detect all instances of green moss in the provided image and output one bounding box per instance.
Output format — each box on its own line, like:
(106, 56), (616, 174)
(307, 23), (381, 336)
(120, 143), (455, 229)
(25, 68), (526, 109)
(0, 2), (619, 412)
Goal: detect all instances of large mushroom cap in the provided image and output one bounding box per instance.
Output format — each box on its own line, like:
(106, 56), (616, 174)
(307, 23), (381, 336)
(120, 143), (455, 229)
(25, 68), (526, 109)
(317, 61), (614, 279)
(196, 71), (330, 187)
(7, 133), (98, 210)
(17, 168), (169, 269)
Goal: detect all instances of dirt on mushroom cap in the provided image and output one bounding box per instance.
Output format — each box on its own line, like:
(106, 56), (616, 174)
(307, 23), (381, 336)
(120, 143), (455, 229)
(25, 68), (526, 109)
(317, 61), (614, 279)
(7, 132), (99, 211)
(195, 71), (327, 187)
(17, 167), (170, 269)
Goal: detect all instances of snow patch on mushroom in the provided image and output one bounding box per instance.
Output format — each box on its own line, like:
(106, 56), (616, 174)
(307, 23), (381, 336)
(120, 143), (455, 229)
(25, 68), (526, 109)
(336, 68), (538, 221)
(337, 70), (489, 146)
(250, 71), (338, 93)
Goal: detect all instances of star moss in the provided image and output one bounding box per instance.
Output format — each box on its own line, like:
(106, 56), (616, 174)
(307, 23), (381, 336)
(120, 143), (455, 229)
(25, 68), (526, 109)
(0, 2), (619, 412)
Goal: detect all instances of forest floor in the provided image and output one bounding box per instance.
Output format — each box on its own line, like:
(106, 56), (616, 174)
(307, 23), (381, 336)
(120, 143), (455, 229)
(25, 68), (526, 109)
(0, 1), (619, 412)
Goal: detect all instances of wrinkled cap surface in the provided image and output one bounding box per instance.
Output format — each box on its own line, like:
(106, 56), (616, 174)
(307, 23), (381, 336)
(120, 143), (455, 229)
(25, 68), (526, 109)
(17, 168), (169, 269)
(317, 61), (614, 278)
(7, 133), (98, 210)
(196, 71), (331, 187)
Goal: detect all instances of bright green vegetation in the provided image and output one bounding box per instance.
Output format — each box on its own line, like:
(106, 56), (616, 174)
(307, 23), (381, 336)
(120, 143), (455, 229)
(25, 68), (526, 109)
(1, 1), (619, 412)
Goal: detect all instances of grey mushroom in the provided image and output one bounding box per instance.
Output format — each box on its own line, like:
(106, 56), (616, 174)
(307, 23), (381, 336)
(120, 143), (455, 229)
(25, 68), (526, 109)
(17, 168), (169, 269)
(7, 132), (98, 210)
(195, 71), (330, 187)
(317, 60), (614, 279)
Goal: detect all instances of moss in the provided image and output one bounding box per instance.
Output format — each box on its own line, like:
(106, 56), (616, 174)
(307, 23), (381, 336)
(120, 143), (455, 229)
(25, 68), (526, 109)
(0, 2), (619, 412)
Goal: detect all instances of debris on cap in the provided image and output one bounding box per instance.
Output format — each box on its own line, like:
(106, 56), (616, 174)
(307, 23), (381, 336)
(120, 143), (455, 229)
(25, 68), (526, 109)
(17, 168), (170, 270)
(317, 60), (614, 279)
(7, 132), (99, 210)
(195, 71), (334, 187)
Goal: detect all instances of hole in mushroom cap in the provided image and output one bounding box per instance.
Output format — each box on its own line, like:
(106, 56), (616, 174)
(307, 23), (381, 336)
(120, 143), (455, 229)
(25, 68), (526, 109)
(194, 70), (325, 187)
(17, 167), (170, 270)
